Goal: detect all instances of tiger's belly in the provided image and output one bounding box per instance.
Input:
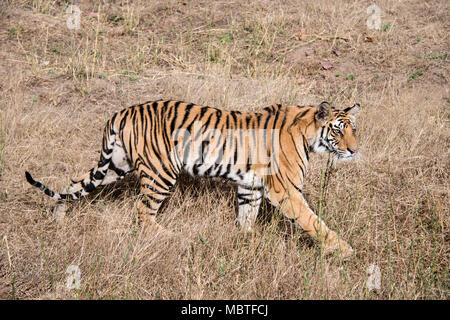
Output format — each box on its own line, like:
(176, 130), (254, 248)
(183, 161), (264, 189)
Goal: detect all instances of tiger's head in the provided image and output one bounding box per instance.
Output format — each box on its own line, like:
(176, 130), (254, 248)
(311, 101), (360, 161)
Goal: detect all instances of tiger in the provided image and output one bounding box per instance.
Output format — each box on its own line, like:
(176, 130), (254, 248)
(25, 100), (360, 259)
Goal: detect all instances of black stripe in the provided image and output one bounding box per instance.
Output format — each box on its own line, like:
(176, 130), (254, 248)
(119, 109), (129, 132)
(142, 193), (165, 205)
(200, 106), (209, 117)
(169, 101), (182, 133)
(141, 198), (157, 211)
(238, 197), (261, 206)
(140, 169), (173, 190)
(179, 103), (194, 128)
(109, 161), (127, 176)
(296, 109), (310, 120)
(141, 184), (170, 196)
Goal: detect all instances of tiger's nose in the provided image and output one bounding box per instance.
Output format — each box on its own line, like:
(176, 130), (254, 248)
(348, 147), (358, 154)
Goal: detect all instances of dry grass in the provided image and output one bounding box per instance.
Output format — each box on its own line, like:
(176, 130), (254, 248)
(0, 0), (448, 299)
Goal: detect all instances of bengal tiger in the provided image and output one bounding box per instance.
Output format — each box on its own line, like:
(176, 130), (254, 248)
(25, 100), (360, 259)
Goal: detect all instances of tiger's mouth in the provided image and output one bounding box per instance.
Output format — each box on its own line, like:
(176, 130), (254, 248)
(334, 150), (358, 161)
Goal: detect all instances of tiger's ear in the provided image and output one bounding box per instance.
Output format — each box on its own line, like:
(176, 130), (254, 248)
(315, 101), (331, 125)
(343, 103), (360, 116)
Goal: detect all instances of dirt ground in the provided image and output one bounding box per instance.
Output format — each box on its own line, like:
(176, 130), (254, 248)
(0, 0), (448, 299)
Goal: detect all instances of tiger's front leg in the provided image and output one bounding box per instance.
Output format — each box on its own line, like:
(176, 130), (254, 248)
(236, 185), (263, 232)
(272, 188), (354, 259)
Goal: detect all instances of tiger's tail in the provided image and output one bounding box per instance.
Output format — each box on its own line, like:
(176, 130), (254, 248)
(25, 118), (119, 201)
(25, 171), (80, 200)
(25, 158), (111, 201)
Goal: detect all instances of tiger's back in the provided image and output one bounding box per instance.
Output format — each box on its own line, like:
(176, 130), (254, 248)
(112, 101), (290, 185)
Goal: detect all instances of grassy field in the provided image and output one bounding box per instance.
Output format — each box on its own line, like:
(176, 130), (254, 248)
(0, 0), (448, 299)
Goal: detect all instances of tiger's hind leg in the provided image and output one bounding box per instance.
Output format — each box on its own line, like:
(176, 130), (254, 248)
(100, 139), (135, 186)
(136, 164), (177, 234)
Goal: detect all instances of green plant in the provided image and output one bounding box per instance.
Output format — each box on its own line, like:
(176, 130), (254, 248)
(218, 31), (232, 44)
(382, 23), (392, 32)
(51, 45), (60, 54)
(408, 70), (423, 80)
(427, 53), (449, 60)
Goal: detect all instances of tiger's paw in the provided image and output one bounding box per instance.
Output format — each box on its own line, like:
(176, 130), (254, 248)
(236, 218), (255, 234)
(137, 214), (173, 236)
(323, 240), (354, 260)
